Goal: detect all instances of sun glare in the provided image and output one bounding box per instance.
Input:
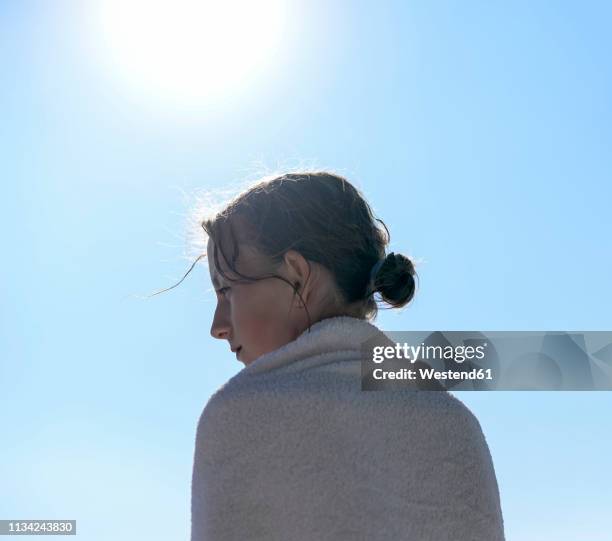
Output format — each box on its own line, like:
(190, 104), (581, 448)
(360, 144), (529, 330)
(97, 0), (286, 106)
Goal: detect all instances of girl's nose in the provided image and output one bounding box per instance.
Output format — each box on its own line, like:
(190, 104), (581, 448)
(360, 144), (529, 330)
(210, 309), (231, 340)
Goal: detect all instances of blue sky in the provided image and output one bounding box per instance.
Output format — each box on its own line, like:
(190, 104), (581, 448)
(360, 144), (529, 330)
(1, 1), (611, 540)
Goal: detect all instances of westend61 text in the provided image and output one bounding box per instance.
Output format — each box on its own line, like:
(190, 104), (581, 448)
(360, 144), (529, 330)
(372, 343), (487, 364)
(372, 368), (494, 381)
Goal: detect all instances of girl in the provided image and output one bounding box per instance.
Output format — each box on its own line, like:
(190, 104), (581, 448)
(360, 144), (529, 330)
(187, 171), (504, 540)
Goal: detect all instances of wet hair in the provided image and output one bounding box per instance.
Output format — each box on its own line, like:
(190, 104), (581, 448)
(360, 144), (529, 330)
(153, 171), (418, 330)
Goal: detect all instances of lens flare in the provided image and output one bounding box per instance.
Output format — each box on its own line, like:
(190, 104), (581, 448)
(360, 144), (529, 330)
(97, 0), (286, 106)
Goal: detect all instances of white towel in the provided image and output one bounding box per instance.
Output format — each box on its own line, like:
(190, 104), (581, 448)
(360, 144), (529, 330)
(191, 316), (505, 540)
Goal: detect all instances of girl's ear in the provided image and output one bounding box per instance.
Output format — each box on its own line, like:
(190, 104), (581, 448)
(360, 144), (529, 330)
(283, 250), (312, 304)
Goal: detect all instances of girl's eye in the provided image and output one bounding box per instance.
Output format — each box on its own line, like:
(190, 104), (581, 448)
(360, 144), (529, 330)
(216, 287), (230, 296)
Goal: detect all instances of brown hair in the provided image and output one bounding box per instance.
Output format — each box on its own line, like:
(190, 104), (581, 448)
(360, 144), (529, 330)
(154, 171), (418, 330)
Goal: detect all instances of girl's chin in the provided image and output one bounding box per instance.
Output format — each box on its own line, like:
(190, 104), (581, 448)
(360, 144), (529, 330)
(236, 347), (250, 364)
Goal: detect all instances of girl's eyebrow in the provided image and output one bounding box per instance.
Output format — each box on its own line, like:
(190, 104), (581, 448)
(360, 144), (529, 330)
(212, 272), (231, 288)
(209, 268), (220, 287)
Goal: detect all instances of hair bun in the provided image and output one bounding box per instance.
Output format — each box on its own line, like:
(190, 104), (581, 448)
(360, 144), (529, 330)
(375, 251), (417, 308)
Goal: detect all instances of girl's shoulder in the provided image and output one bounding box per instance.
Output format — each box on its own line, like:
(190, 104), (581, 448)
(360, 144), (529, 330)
(198, 367), (485, 449)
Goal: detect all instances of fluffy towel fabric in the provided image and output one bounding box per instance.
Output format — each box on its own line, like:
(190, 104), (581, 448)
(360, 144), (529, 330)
(191, 316), (505, 541)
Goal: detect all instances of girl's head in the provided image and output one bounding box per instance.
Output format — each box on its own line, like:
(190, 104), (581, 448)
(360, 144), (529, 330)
(201, 171), (418, 365)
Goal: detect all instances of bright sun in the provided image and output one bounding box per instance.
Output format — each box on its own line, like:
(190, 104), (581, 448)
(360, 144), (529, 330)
(97, 0), (287, 106)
